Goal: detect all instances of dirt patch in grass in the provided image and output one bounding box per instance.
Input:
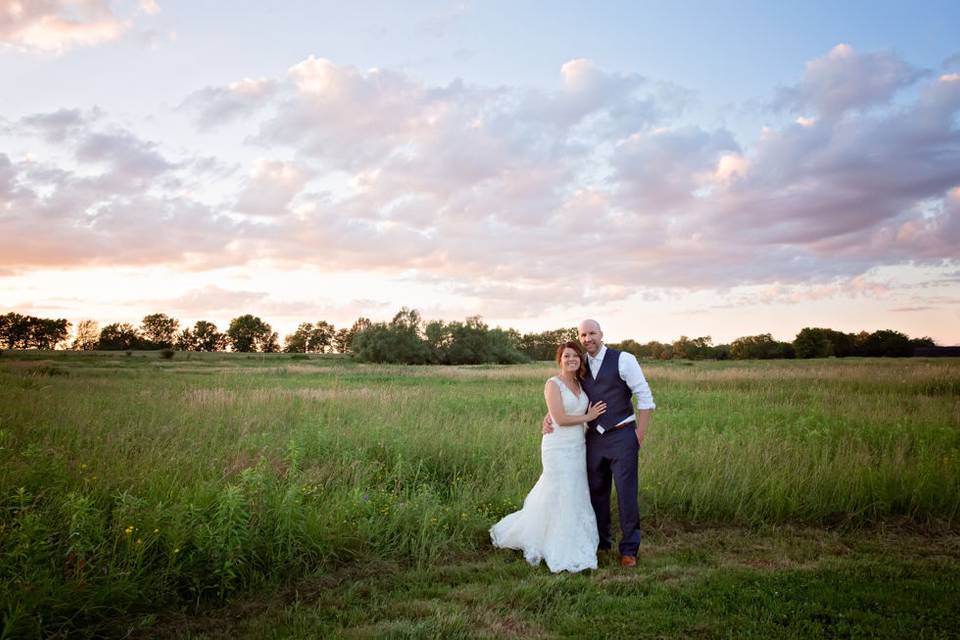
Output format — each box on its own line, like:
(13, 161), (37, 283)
(473, 609), (543, 638)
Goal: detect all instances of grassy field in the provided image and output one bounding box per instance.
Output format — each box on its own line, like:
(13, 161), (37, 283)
(1, 351), (958, 638)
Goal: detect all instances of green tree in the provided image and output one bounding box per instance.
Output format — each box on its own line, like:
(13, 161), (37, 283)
(193, 321), (226, 351)
(333, 328), (349, 354)
(672, 335), (693, 359)
(72, 320), (99, 351)
(334, 317), (371, 354)
(610, 339), (647, 359)
(793, 327), (856, 358)
(516, 328), (578, 360)
(262, 330), (280, 353)
(284, 321), (337, 353)
(31, 318), (71, 349)
(353, 311), (530, 365)
(484, 327), (529, 364)
(422, 316), (527, 364)
(730, 334), (795, 360)
(349, 323), (406, 363)
(141, 313), (180, 349)
(284, 323), (314, 353)
(98, 323), (142, 350)
(504, 328), (523, 351)
(351, 309), (431, 364)
(310, 321), (336, 353)
(227, 315), (276, 352)
(0, 312), (31, 348)
(794, 327), (832, 358)
(176, 328), (195, 351)
(688, 336), (715, 359)
(1, 313), (70, 349)
(647, 341), (672, 360)
(855, 329), (912, 357)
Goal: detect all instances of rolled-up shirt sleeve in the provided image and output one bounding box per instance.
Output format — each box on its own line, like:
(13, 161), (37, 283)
(618, 351), (656, 410)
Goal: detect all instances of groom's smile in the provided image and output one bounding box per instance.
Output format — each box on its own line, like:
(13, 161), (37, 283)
(578, 319), (603, 357)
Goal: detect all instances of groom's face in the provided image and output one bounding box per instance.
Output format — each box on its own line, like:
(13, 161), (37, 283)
(578, 322), (603, 356)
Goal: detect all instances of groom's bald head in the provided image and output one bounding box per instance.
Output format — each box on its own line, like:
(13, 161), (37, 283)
(578, 319), (603, 356)
(579, 319), (601, 332)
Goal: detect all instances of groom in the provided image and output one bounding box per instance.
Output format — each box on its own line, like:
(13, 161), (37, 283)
(543, 319), (655, 567)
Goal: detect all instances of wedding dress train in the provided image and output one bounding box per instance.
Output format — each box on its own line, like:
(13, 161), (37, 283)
(490, 376), (598, 573)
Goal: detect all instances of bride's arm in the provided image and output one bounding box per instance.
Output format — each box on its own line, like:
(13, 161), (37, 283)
(544, 382), (605, 426)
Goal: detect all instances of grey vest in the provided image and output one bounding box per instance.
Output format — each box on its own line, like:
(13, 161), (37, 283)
(580, 347), (634, 431)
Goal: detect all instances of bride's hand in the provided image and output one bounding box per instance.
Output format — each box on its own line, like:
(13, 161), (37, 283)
(585, 401), (607, 421)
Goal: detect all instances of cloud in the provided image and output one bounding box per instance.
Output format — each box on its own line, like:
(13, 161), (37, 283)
(232, 159), (310, 217)
(75, 129), (177, 187)
(150, 285), (274, 315)
(139, 0), (160, 16)
(525, 58), (659, 133)
(0, 0), (131, 53)
(0, 153), (244, 270)
(19, 107), (103, 142)
(773, 44), (927, 119)
(0, 114), (246, 270)
(714, 75), (960, 253)
(258, 56), (465, 169)
(610, 125), (740, 212)
(2, 45), (959, 316)
(135, 285), (392, 328)
(180, 78), (277, 129)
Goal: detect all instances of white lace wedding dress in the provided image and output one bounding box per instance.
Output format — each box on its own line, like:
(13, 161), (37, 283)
(490, 376), (599, 573)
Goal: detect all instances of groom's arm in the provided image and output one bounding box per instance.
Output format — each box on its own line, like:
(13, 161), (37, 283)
(542, 412), (554, 434)
(634, 409), (652, 447)
(619, 352), (655, 447)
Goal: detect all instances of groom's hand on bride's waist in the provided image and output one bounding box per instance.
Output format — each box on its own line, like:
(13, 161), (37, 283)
(542, 413), (555, 434)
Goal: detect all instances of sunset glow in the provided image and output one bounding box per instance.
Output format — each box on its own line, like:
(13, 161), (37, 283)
(2, 1), (959, 344)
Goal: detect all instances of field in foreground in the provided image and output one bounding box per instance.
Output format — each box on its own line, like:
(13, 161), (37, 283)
(1, 352), (958, 638)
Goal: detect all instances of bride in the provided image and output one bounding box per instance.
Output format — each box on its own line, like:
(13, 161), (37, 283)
(490, 341), (606, 573)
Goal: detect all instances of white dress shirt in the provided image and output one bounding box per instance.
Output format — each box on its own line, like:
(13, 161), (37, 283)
(587, 344), (656, 426)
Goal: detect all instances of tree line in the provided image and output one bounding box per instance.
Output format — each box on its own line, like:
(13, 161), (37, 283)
(0, 312), (363, 355)
(0, 310), (939, 362)
(610, 328), (936, 360)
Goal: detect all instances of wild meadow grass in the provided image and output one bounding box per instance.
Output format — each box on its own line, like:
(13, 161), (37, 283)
(0, 351), (958, 637)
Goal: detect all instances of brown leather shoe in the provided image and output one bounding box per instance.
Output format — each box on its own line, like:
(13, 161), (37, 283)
(619, 555), (637, 567)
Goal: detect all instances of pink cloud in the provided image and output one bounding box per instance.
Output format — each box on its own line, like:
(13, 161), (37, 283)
(1, 46), (958, 313)
(180, 78), (277, 129)
(0, 0), (131, 53)
(232, 159), (310, 217)
(773, 43), (927, 119)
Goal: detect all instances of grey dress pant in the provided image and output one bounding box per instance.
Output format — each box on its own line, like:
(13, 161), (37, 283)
(585, 423), (641, 556)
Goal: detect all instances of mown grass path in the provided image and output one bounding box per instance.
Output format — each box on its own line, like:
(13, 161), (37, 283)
(147, 527), (960, 639)
(1, 352), (958, 638)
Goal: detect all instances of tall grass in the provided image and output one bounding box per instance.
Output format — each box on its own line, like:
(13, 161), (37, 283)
(0, 353), (957, 637)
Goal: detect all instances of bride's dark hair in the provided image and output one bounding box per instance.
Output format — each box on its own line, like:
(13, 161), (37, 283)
(555, 340), (587, 379)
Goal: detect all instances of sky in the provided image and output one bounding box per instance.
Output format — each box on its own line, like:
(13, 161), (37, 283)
(1, 0), (959, 345)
